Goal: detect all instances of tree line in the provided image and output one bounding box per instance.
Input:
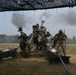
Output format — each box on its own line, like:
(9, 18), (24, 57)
(66, 36), (76, 44)
(0, 34), (76, 44)
(0, 34), (19, 43)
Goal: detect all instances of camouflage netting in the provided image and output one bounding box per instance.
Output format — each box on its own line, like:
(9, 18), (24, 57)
(0, 0), (76, 11)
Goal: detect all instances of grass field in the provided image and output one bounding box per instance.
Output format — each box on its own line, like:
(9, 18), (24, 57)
(66, 44), (76, 55)
(0, 43), (76, 75)
(0, 43), (76, 54)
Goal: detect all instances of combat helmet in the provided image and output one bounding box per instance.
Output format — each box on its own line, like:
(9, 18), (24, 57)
(59, 29), (63, 34)
(18, 27), (22, 31)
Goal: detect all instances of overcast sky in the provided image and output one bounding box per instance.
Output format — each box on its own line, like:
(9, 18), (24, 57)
(0, 7), (76, 38)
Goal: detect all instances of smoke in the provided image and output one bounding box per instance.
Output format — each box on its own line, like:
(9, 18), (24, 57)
(26, 16), (39, 25)
(45, 14), (66, 26)
(11, 12), (40, 29)
(40, 11), (52, 21)
(43, 11), (76, 26)
(11, 10), (76, 29)
(65, 11), (76, 26)
(11, 12), (26, 28)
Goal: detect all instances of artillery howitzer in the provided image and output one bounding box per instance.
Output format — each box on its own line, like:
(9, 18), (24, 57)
(0, 47), (19, 60)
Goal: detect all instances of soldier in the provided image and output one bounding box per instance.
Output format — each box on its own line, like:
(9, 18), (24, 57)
(33, 24), (39, 33)
(52, 29), (67, 56)
(32, 24), (39, 49)
(18, 27), (27, 53)
(38, 31), (51, 50)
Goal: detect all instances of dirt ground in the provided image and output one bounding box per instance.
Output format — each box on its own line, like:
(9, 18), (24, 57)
(0, 43), (76, 75)
(0, 55), (76, 75)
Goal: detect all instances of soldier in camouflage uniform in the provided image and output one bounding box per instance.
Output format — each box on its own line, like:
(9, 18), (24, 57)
(53, 29), (67, 56)
(18, 27), (27, 53)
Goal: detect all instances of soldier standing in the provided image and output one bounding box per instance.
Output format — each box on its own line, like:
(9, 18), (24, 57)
(52, 29), (67, 56)
(18, 27), (27, 53)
